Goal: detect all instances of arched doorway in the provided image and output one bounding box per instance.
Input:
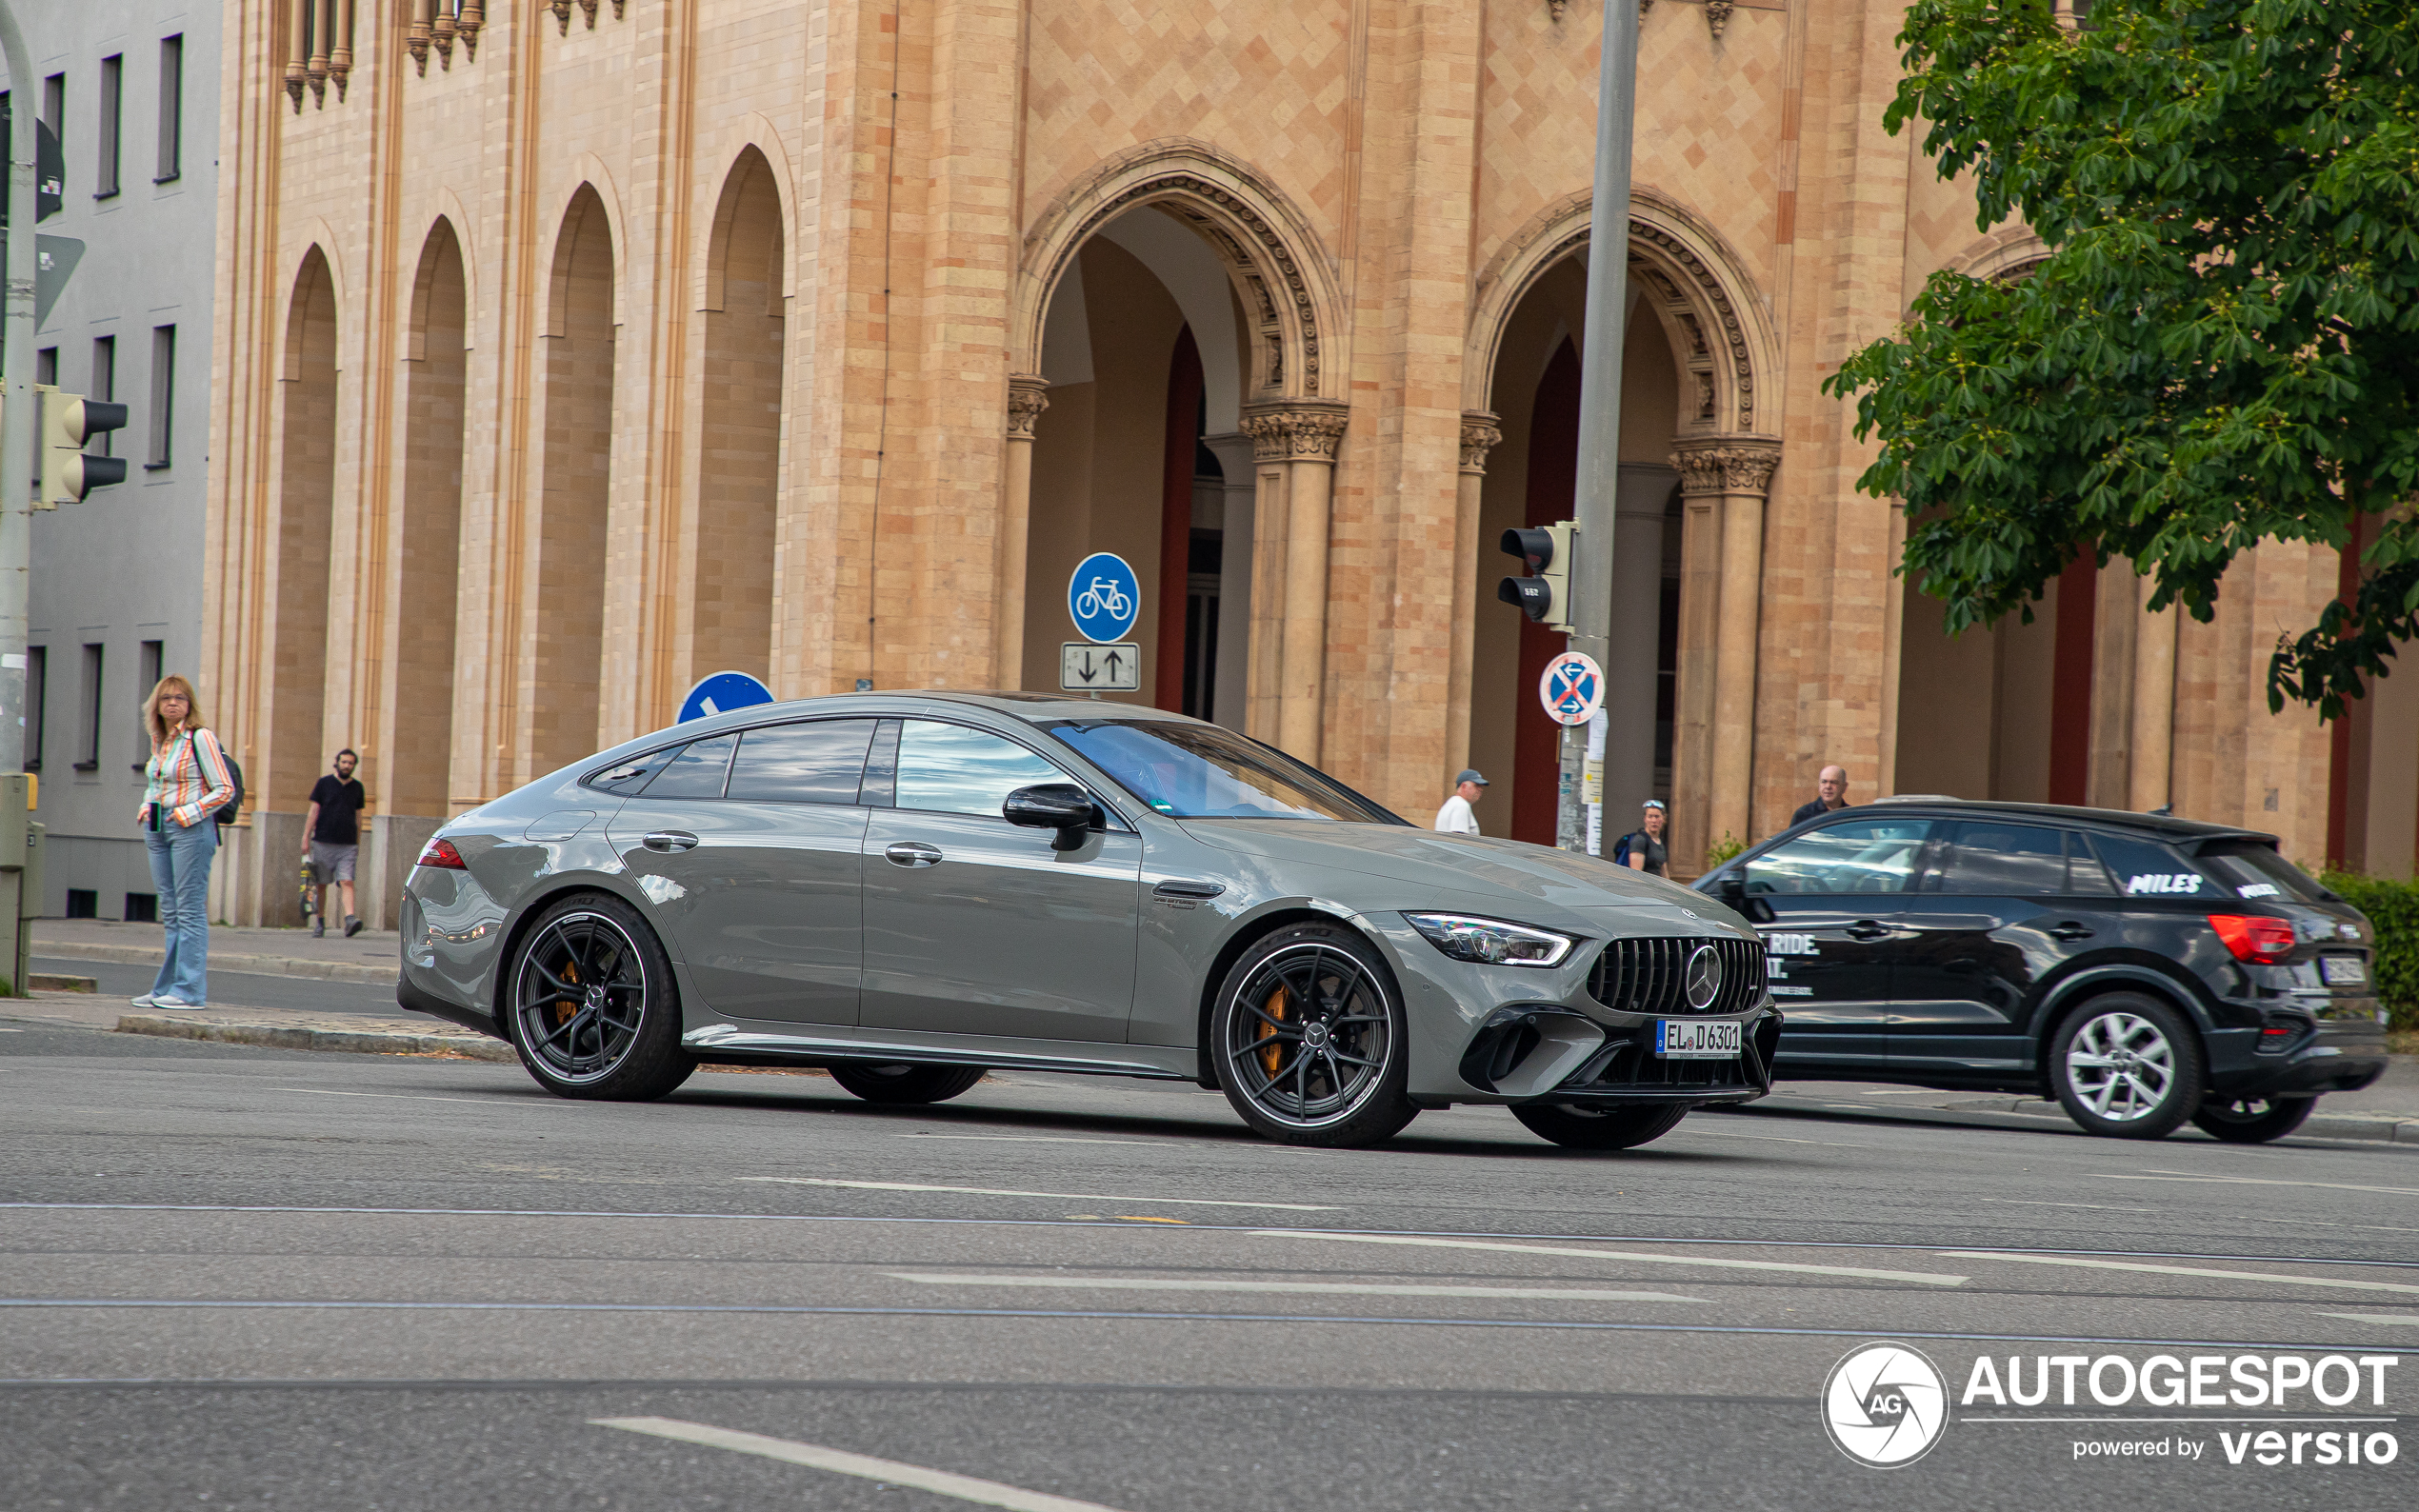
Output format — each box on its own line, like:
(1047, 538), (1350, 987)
(269, 247), (340, 821)
(530, 185), (616, 779)
(687, 148), (786, 690)
(392, 221), (468, 820)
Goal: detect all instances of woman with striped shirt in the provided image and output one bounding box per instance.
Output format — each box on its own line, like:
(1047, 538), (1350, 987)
(133, 676), (235, 1008)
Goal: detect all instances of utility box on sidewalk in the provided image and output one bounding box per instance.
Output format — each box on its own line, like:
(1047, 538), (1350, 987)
(0, 775), (34, 996)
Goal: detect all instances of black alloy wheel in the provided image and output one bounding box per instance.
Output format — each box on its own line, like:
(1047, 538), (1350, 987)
(507, 893), (693, 1101)
(1511, 1102), (1689, 1150)
(829, 1063), (988, 1104)
(2191, 1094), (2317, 1144)
(1211, 923), (1418, 1147)
(2049, 992), (2206, 1140)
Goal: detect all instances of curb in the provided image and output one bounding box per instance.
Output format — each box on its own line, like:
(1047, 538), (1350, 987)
(116, 1013), (514, 1063)
(28, 973), (96, 993)
(41, 942), (396, 985)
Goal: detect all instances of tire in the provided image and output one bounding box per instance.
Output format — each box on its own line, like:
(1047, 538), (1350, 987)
(829, 1063), (988, 1104)
(2049, 993), (2206, 1140)
(1511, 1102), (1689, 1151)
(2192, 1094), (2317, 1144)
(505, 893), (693, 1101)
(1210, 922), (1419, 1148)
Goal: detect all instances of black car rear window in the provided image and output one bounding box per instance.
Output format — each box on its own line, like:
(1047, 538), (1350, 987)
(2195, 841), (2336, 905)
(1931, 822), (2069, 895)
(2083, 832), (2220, 901)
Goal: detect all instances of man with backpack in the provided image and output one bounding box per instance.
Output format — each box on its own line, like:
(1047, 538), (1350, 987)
(1611, 799), (1669, 877)
(302, 749), (370, 937)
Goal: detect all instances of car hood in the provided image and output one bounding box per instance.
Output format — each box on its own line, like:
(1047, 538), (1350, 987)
(1175, 819), (1748, 933)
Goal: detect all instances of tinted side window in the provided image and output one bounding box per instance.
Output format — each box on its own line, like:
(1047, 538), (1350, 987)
(1742, 818), (1934, 896)
(590, 746), (685, 794)
(894, 720), (1065, 819)
(2086, 832), (2218, 900)
(2064, 831), (2120, 895)
(727, 720), (877, 804)
(1934, 822), (2069, 895)
(638, 733), (737, 799)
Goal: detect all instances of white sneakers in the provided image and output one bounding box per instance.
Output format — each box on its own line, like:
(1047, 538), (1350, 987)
(130, 992), (154, 1007)
(130, 992), (204, 1009)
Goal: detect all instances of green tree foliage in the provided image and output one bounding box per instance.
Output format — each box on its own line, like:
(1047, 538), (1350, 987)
(1825, 1), (2419, 718)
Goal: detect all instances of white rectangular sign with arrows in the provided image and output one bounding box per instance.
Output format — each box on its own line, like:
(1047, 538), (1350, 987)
(1060, 641), (1140, 692)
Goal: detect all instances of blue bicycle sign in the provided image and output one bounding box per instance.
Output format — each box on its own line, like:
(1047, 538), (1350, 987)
(1067, 552), (1141, 644)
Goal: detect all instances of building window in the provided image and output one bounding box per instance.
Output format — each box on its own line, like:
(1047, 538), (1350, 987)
(124, 893), (160, 924)
(65, 889), (98, 920)
(76, 644), (105, 771)
(136, 639), (163, 766)
(91, 337), (116, 456)
(25, 647), (44, 772)
(156, 36), (183, 182)
(96, 55), (122, 197)
(148, 327), (176, 468)
(41, 72), (63, 149)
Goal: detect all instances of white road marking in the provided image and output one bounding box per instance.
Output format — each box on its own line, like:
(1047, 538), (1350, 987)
(1255, 1230), (1967, 1286)
(886, 1273), (1702, 1303)
(2320, 1313), (2419, 1327)
(1939, 1251), (2419, 1296)
(275, 1087), (550, 1107)
(1977, 1199), (2153, 1213)
(594, 1417), (1133, 1512)
(739, 1177), (1338, 1212)
(892, 1134), (1173, 1148)
(2097, 1170), (2419, 1199)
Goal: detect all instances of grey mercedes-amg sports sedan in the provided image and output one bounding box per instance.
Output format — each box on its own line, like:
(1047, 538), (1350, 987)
(400, 692), (1778, 1148)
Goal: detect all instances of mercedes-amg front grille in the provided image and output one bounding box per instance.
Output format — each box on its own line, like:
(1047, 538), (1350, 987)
(1587, 935), (1765, 1015)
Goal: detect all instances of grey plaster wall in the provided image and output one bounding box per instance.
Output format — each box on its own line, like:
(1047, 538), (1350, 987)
(9, 3), (216, 919)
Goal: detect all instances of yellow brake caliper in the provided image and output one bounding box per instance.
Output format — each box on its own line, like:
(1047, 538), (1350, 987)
(1257, 985), (1289, 1078)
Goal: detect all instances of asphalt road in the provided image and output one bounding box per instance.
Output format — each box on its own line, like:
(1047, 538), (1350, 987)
(3, 1021), (2414, 1510)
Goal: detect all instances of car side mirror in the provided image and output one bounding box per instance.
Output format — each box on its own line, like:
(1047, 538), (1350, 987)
(1004, 783), (1097, 852)
(1713, 874), (1747, 909)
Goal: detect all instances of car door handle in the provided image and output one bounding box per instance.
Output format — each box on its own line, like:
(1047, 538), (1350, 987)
(2049, 922), (2095, 941)
(1844, 920), (1890, 941)
(642, 830), (699, 853)
(1152, 880), (1225, 901)
(885, 842), (943, 868)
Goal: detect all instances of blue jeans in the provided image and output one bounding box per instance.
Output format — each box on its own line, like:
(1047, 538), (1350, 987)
(145, 818), (220, 1003)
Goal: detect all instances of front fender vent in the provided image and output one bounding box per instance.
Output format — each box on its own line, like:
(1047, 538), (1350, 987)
(1588, 936), (1765, 1016)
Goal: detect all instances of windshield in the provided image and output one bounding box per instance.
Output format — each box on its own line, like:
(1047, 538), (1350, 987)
(2194, 841), (2338, 905)
(1045, 720), (1404, 824)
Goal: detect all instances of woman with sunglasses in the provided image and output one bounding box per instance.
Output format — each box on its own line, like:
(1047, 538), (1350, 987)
(131, 676), (235, 1008)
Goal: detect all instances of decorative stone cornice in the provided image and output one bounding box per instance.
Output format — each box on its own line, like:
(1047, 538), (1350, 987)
(1241, 401), (1351, 465)
(1005, 375), (1050, 440)
(1458, 412), (1503, 475)
(1670, 438), (1781, 498)
(1706, 0), (1733, 38)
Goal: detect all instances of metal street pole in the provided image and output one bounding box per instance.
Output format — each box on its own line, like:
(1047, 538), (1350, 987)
(0, 0), (32, 780)
(1559, 0), (1637, 853)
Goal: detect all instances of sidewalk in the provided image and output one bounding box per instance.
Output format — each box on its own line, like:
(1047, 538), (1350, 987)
(31, 917), (399, 984)
(0, 986), (511, 1062)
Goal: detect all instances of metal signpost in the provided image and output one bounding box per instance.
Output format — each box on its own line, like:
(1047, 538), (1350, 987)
(677, 670), (776, 724)
(1559, 0), (1640, 855)
(2, 1), (43, 988)
(1061, 551), (1141, 696)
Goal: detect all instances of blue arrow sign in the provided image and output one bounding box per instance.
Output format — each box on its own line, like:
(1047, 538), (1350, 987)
(1067, 551), (1141, 645)
(678, 670), (775, 724)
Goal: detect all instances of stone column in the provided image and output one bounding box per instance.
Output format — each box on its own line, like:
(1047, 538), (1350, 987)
(1447, 412), (1502, 781)
(2129, 571), (2178, 812)
(1671, 439), (1780, 875)
(994, 375), (1050, 689)
(1201, 432), (1261, 733)
(1608, 462), (1679, 815)
(1241, 400), (1350, 761)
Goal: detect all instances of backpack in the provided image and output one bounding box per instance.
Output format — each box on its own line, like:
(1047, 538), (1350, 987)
(1610, 831), (1636, 867)
(190, 730), (244, 827)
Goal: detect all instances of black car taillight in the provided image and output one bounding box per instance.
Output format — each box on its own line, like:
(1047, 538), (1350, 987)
(2209, 913), (2295, 965)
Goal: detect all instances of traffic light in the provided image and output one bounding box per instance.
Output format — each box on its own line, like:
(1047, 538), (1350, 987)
(1497, 522), (1576, 632)
(35, 387), (130, 507)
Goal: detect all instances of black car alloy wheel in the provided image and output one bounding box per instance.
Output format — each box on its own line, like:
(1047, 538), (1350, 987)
(508, 894), (692, 1100)
(2191, 1094), (2316, 1144)
(1213, 924), (1417, 1147)
(2049, 992), (2206, 1140)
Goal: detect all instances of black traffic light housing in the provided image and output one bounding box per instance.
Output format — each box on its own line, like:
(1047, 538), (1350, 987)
(1496, 522), (1575, 632)
(36, 388), (130, 507)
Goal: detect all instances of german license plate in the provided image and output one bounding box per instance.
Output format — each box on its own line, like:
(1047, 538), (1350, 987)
(2320, 956), (2369, 986)
(1655, 1020), (1741, 1059)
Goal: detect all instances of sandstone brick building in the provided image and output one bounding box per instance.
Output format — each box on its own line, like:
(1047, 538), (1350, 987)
(204, 0), (2419, 925)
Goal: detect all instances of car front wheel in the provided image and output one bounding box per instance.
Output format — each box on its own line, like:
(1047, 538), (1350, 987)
(1511, 1102), (1689, 1150)
(506, 893), (693, 1101)
(2191, 1094), (2315, 1144)
(2049, 993), (2205, 1140)
(1211, 923), (1418, 1148)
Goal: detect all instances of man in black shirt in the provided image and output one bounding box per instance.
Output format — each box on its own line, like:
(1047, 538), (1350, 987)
(303, 749), (370, 937)
(1789, 764), (1851, 829)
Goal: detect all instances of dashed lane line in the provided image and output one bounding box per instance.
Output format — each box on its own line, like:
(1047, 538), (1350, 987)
(1939, 1251), (2419, 1296)
(2320, 1313), (2419, 1327)
(1254, 1230), (1967, 1286)
(594, 1417), (1132, 1512)
(885, 1273), (1702, 1303)
(2096, 1170), (2419, 1199)
(738, 1176), (1338, 1212)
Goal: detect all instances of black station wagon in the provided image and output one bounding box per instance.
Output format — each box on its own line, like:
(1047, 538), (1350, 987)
(1693, 800), (2389, 1143)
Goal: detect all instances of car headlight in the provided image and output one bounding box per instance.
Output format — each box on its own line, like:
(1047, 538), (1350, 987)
(1403, 913), (1577, 967)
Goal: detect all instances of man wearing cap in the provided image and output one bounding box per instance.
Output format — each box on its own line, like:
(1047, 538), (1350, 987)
(1434, 769), (1489, 836)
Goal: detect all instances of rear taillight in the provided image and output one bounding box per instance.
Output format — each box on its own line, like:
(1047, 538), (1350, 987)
(2209, 913), (2295, 965)
(415, 838), (468, 870)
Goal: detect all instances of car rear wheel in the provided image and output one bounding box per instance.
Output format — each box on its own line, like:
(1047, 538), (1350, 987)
(2191, 1094), (2316, 1144)
(1211, 923), (1419, 1148)
(2049, 993), (2205, 1140)
(507, 894), (693, 1101)
(1511, 1102), (1689, 1150)
(829, 1063), (988, 1104)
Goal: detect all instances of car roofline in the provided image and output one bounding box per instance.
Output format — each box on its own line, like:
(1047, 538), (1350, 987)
(1842, 796), (2277, 847)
